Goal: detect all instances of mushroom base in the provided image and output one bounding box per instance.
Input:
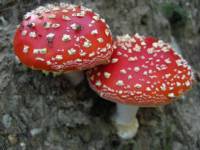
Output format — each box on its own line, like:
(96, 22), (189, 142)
(112, 103), (139, 139)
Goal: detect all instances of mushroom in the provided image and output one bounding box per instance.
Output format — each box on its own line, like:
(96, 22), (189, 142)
(13, 3), (113, 85)
(87, 34), (193, 139)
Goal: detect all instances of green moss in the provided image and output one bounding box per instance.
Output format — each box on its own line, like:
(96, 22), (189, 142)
(161, 2), (188, 27)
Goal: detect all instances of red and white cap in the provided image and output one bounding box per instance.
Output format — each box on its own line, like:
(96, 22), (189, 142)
(87, 34), (193, 106)
(13, 3), (113, 72)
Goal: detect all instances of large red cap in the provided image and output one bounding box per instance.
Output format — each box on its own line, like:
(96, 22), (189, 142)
(87, 34), (193, 106)
(13, 3), (113, 72)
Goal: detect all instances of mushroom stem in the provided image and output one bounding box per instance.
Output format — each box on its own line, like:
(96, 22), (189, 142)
(112, 103), (139, 139)
(65, 71), (84, 86)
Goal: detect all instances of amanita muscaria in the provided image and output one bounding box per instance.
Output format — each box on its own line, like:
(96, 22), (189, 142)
(13, 3), (112, 85)
(87, 34), (193, 139)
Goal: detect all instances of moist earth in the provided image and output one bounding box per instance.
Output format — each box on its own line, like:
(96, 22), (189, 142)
(0, 0), (200, 150)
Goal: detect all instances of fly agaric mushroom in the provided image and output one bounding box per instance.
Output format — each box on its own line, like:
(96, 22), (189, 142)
(87, 34), (193, 139)
(13, 3), (112, 85)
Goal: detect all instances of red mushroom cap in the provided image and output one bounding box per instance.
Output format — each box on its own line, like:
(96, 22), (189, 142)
(13, 3), (113, 72)
(87, 34), (193, 106)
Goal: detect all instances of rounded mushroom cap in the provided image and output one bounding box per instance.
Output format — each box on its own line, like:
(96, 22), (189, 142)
(13, 3), (113, 72)
(87, 34), (193, 106)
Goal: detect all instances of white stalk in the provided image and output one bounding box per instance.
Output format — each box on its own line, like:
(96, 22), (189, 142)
(112, 103), (139, 139)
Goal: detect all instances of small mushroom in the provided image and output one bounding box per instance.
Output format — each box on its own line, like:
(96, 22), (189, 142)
(87, 34), (193, 139)
(13, 3), (113, 85)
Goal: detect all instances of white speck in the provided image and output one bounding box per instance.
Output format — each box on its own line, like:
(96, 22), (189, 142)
(29, 22), (36, 27)
(62, 34), (71, 42)
(46, 33), (55, 42)
(148, 70), (153, 74)
(80, 52), (87, 56)
(164, 58), (171, 64)
(29, 32), (37, 38)
(97, 38), (104, 43)
(116, 80), (124, 86)
(134, 44), (141, 52)
(91, 29), (98, 35)
(43, 22), (51, 29)
(76, 58), (82, 62)
(52, 7), (60, 11)
(176, 59), (183, 66)
(118, 90), (123, 94)
(120, 69), (127, 74)
(143, 71), (148, 75)
(156, 59), (160, 62)
(134, 84), (142, 89)
(35, 57), (45, 61)
(70, 23), (80, 30)
(152, 42), (158, 48)
(185, 81), (190, 87)
(160, 83), (166, 91)
(21, 30), (27, 36)
(165, 74), (171, 78)
(67, 48), (76, 55)
(135, 33), (141, 38)
(95, 80), (102, 86)
(52, 23), (60, 28)
(62, 15), (71, 20)
(141, 41), (146, 46)
(168, 93), (175, 98)
(46, 61), (52, 65)
(176, 82), (181, 87)
(181, 75), (186, 80)
(23, 45), (29, 53)
(162, 47), (169, 52)
(83, 40), (92, 48)
(89, 52), (95, 57)
(33, 48), (47, 54)
(134, 66), (140, 72)
(93, 15), (100, 20)
(127, 67), (132, 71)
(100, 48), (107, 53)
(101, 18), (106, 23)
(128, 75), (132, 80)
(117, 52), (122, 56)
(147, 48), (154, 54)
(105, 29), (109, 36)
(55, 55), (63, 60)
(146, 87), (151, 91)
(141, 56), (145, 59)
(24, 13), (31, 20)
(111, 58), (118, 63)
(48, 14), (56, 19)
(62, 9), (68, 13)
(128, 56), (137, 62)
(106, 43), (111, 49)
(104, 72), (111, 78)
(76, 11), (86, 17)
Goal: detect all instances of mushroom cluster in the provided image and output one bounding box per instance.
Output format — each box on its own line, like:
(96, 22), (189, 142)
(14, 3), (113, 73)
(13, 3), (194, 140)
(87, 34), (193, 139)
